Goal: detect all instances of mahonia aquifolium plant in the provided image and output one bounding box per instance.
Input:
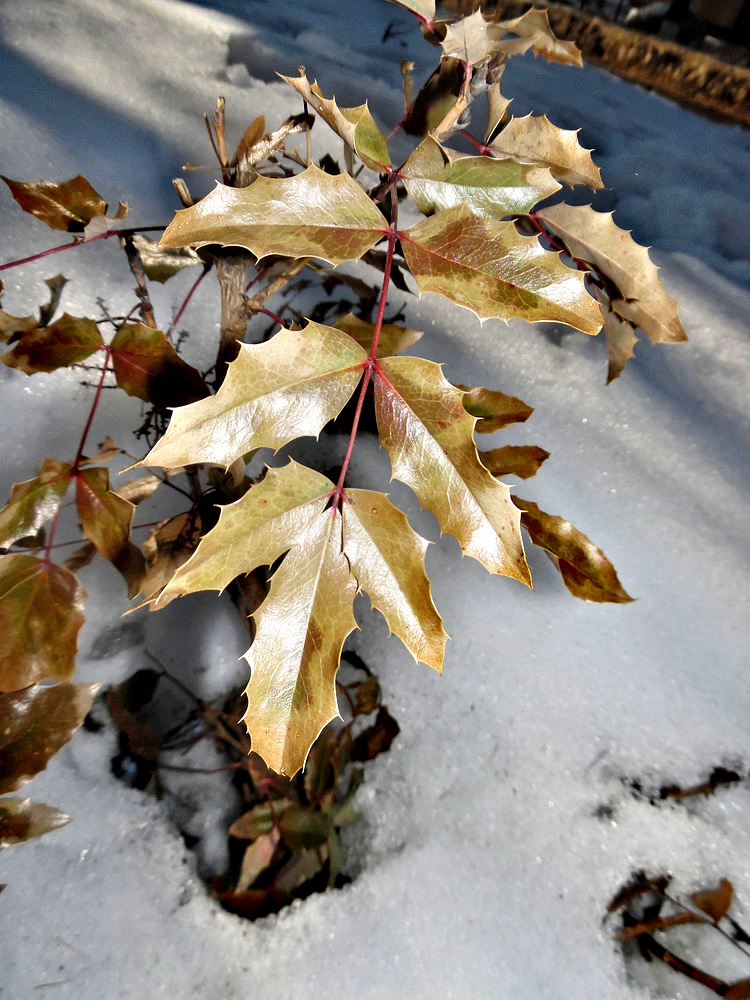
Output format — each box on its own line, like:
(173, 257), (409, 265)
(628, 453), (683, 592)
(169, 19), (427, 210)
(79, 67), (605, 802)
(0, 1), (686, 846)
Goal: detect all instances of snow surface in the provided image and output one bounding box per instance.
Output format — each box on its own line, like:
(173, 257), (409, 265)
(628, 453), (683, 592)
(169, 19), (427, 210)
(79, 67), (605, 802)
(1, 1), (749, 998)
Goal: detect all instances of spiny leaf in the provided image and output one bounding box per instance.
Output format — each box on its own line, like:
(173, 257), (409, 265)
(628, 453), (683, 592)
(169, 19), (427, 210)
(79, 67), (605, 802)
(440, 9), (503, 66)
(2, 313), (103, 374)
(0, 310), (37, 343)
(374, 355), (531, 581)
(490, 115), (602, 189)
(130, 234), (201, 283)
(400, 204), (601, 332)
(386, 0), (435, 22)
(402, 136), (560, 219)
(513, 497), (633, 603)
(280, 71), (391, 173)
(0, 798), (70, 850)
(160, 166), (388, 267)
(110, 323), (209, 409)
(460, 384), (534, 431)
(0, 458), (72, 549)
(480, 444), (549, 479)
(76, 467), (145, 598)
(142, 322), (367, 472)
(603, 311), (638, 383)
(496, 8), (583, 66)
(0, 555), (86, 692)
(536, 204), (686, 343)
(342, 489), (448, 668)
(485, 77), (513, 143)
(0, 682), (98, 793)
(1, 175), (108, 232)
(333, 313), (423, 357)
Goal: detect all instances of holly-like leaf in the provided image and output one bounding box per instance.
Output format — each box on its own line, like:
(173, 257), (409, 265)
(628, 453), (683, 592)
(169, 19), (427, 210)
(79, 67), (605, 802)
(692, 879), (733, 922)
(0, 798), (70, 850)
(386, 0), (435, 22)
(142, 322), (367, 472)
(460, 384), (534, 431)
(0, 310), (37, 343)
(0, 682), (98, 793)
(403, 57), (465, 138)
(400, 204), (601, 332)
(76, 467), (145, 598)
(342, 489), (447, 668)
(130, 234), (201, 283)
(333, 313), (423, 357)
(1, 175), (108, 232)
(2, 313), (104, 374)
(480, 444), (549, 479)
(440, 9), (503, 66)
(496, 9), (583, 66)
(490, 115), (602, 189)
(139, 511), (202, 607)
(513, 497), (633, 603)
(110, 322), (209, 409)
(160, 166), (388, 267)
(603, 310), (638, 383)
(485, 77), (513, 144)
(0, 555), (86, 692)
(374, 356), (531, 582)
(0, 459), (72, 549)
(536, 204), (686, 342)
(280, 72), (391, 173)
(402, 136), (560, 219)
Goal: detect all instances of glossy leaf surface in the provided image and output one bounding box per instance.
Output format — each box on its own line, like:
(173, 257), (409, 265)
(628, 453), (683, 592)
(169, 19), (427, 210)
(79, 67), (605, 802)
(1, 174), (107, 232)
(0, 798), (70, 849)
(2, 313), (103, 373)
(76, 467), (145, 598)
(110, 323), (209, 409)
(440, 9), (503, 65)
(491, 115), (602, 189)
(480, 444), (549, 479)
(0, 459), (72, 549)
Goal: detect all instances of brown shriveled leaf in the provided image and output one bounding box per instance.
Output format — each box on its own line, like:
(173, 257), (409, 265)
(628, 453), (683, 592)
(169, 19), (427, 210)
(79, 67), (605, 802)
(236, 828), (281, 892)
(0, 459), (72, 550)
(460, 384), (534, 431)
(0, 555), (86, 692)
(374, 356), (531, 581)
(0, 682), (98, 793)
(0, 310), (37, 343)
(63, 542), (97, 573)
(110, 323), (209, 409)
(0, 798), (71, 849)
(139, 511), (202, 607)
(513, 497), (633, 603)
(480, 444), (549, 479)
(342, 489), (448, 669)
(351, 706), (400, 762)
(490, 115), (602, 189)
(160, 166), (388, 267)
(386, 0), (435, 20)
(141, 322), (367, 472)
(38, 274), (68, 327)
(403, 58), (465, 139)
(280, 72), (391, 173)
(603, 310), (638, 383)
(402, 136), (560, 219)
(75, 467), (145, 598)
(615, 910), (702, 941)
(79, 436), (120, 467)
(333, 312), (423, 357)
(725, 980), (750, 1000)
(112, 474), (162, 505)
(496, 8), (583, 66)
(130, 234), (201, 283)
(536, 204), (686, 343)
(274, 846), (326, 894)
(440, 9), (503, 66)
(232, 114), (266, 167)
(691, 879), (733, 922)
(400, 204), (601, 332)
(2, 313), (104, 374)
(1, 175), (108, 232)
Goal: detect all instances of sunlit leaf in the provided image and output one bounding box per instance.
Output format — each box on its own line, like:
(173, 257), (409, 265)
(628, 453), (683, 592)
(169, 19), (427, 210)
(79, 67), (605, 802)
(0, 459), (72, 549)
(110, 322), (209, 409)
(0, 555), (86, 692)
(142, 323), (367, 472)
(513, 497), (633, 603)
(497, 8), (583, 66)
(160, 166), (388, 267)
(484, 77), (512, 143)
(0, 798), (70, 850)
(603, 310), (638, 383)
(441, 9), (503, 65)
(333, 313), (423, 357)
(386, 0), (435, 21)
(76, 467), (145, 598)
(2, 313), (104, 374)
(402, 136), (560, 219)
(0, 682), (98, 792)
(460, 384), (534, 432)
(480, 444), (549, 479)
(401, 204), (601, 332)
(130, 234), (202, 283)
(374, 355), (531, 581)
(1, 174), (108, 232)
(490, 115), (602, 189)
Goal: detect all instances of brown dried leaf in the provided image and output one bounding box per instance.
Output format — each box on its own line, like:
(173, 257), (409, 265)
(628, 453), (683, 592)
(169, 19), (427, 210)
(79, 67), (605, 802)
(497, 8), (583, 66)
(0, 458), (72, 550)
(603, 310), (638, 383)
(692, 879), (733, 922)
(131, 234), (201, 283)
(616, 910), (702, 940)
(491, 115), (602, 189)
(110, 323), (209, 409)
(2, 313), (104, 374)
(460, 384), (534, 432)
(725, 980), (750, 1000)
(139, 511), (202, 607)
(351, 706), (400, 762)
(76, 467), (145, 598)
(480, 444), (549, 479)
(1, 175), (108, 232)
(0, 798), (70, 850)
(112, 474), (162, 506)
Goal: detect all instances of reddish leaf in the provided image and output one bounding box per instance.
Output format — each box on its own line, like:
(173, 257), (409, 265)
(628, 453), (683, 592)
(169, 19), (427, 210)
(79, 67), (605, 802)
(76, 467), (145, 598)
(725, 980), (750, 1000)
(2, 313), (104, 374)
(0, 555), (86, 692)
(0, 458), (72, 549)
(110, 323), (209, 409)
(460, 384), (534, 432)
(1, 175), (108, 232)
(236, 828), (281, 892)
(139, 511), (202, 607)
(0, 798), (70, 850)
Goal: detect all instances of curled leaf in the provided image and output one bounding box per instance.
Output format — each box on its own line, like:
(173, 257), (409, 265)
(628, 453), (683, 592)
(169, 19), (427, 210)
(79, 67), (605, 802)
(0, 798), (70, 850)
(460, 384), (534, 431)
(1, 174), (108, 232)
(480, 444), (549, 479)
(76, 468), (145, 598)
(2, 313), (104, 374)
(130, 234), (201, 283)
(497, 9), (583, 66)
(692, 879), (733, 922)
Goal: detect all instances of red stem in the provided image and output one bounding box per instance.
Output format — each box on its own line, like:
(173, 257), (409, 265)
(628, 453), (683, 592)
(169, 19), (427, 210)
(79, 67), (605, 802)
(0, 225), (165, 273)
(168, 263), (210, 337)
(251, 306), (288, 328)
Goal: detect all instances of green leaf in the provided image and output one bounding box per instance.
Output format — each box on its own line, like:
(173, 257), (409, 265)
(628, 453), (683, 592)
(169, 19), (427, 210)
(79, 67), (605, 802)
(0, 682), (98, 793)
(0, 459), (72, 549)
(1, 175), (108, 232)
(480, 444), (549, 479)
(402, 136), (560, 219)
(160, 166), (388, 267)
(0, 555), (86, 693)
(460, 384), (534, 432)
(513, 497), (633, 603)
(490, 115), (603, 189)
(0, 798), (70, 850)
(374, 356), (531, 582)
(142, 322), (367, 472)
(496, 9), (583, 66)
(76, 467), (145, 598)
(333, 313), (423, 357)
(2, 313), (104, 374)
(342, 489), (447, 669)
(400, 204), (601, 332)
(279, 805), (330, 850)
(229, 800), (292, 840)
(280, 71), (391, 173)
(110, 322), (209, 409)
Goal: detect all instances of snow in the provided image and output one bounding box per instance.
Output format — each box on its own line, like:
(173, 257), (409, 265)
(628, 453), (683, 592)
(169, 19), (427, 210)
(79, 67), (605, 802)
(1, 1), (749, 998)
